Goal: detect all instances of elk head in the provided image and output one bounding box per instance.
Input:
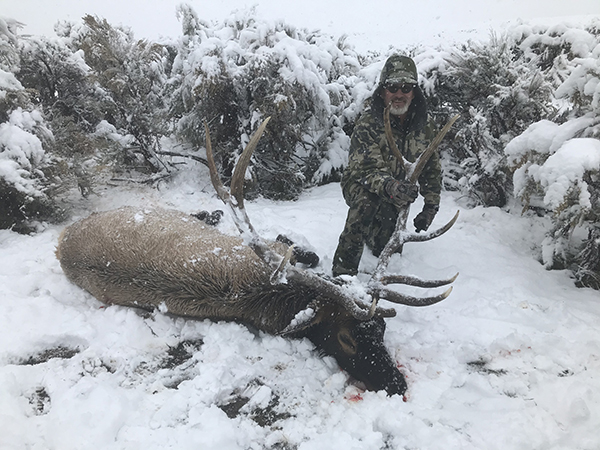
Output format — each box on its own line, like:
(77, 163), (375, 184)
(203, 112), (459, 396)
(301, 303), (407, 394)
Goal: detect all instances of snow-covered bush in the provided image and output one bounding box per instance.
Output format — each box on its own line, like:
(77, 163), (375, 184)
(15, 15), (177, 203)
(0, 105), (56, 231)
(169, 6), (365, 200)
(16, 33), (106, 196)
(507, 122), (600, 265)
(505, 20), (600, 284)
(517, 19), (600, 126)
(506, 122), (600, 283)
(419, 34), (554, 207)
(0, 18), (59, 232)
(62, 15), (173, 174)
(0, 107), (48, 190)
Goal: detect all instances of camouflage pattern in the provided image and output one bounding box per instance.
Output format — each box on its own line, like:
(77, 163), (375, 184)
(340, 103), (441, 205)
(379, 54), (418, 85)
(332, 67), (442, 277)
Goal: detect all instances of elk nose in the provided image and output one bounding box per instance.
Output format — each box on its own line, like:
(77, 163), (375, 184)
(385, 375), (408, 397)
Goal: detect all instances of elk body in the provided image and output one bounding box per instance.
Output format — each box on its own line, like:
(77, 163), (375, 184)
(56, 114), (458, 396)
(57, 206), (407, 394)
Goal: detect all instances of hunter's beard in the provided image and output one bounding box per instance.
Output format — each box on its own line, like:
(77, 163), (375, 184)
(389, 101), (410, 116)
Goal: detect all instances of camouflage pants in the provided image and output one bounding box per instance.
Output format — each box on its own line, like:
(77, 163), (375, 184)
(332, 185), (399, 277)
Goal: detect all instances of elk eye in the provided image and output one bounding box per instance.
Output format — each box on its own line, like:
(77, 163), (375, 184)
(337, 331), (357, 355)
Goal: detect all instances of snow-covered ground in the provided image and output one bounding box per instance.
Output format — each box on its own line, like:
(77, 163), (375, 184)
(2, 2), (600, 448)
(1, 161), (600, 449)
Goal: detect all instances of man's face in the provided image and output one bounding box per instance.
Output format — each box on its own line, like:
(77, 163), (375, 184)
(381, 83), (415, 117)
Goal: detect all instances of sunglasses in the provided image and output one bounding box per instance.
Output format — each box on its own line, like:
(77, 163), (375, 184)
(385, 83), (415, 94)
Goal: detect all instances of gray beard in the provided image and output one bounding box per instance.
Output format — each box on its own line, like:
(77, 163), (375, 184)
(389, 103), (410, 116)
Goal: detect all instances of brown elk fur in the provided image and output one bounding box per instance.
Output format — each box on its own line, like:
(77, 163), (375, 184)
(58, 206), (329, 334)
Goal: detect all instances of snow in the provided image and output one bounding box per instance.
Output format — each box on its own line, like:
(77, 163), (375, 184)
(535, 139), (600, 210)
(1, 2), (600, 449)
(0, 69), (23, 91)
(552, 31), (600, 111)
(0, 108), (48, 195)
(1, 163), (600, 449)
(506, 116), (600, 212)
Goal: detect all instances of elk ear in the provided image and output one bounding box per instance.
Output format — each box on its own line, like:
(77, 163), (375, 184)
(337, 330), (358, 355)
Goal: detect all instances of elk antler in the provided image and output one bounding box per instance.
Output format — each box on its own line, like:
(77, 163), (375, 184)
(204, 117), (454, 325)
(366, 109), (461, 317)
(384, 108), (460, 184)
(204, 119), (396, 321)
(204, 119), (283, 268)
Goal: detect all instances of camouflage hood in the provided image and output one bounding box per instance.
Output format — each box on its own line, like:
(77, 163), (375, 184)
(370, 54), (428, 133)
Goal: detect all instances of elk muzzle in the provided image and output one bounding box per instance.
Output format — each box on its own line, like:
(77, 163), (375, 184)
(305, 310), (407, 396)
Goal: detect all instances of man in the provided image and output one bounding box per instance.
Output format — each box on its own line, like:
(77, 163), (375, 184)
(332, 54), (442, 277)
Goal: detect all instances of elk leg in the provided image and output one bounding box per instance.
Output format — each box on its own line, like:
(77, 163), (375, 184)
(191, 210), (224, 226)
(276, 234), (320, 268)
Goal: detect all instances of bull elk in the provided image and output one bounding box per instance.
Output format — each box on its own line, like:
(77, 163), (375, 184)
(56, 112), (458, 396)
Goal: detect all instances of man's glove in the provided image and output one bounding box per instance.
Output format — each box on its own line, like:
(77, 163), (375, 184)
(384, 179), (418, 207)
(413, 204), (439, 232)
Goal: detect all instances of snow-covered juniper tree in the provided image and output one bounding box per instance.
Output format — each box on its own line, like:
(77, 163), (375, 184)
(169, 6), (363, 200)
(0, 17), (57, 232)
(17, 31), (112, 198)
(63, 15), (173, 175)
(506, 19), (600, 286)
(418, 33), (554, 207)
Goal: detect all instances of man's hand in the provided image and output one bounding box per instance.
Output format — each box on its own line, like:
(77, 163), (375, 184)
(413, 204), (439, 232)
(384, 179), (418, 207)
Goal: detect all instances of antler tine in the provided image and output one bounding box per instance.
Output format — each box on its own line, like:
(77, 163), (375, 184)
(404, 210), (460, 244)
(384, 108), (460, 184)
(376, 286), (453, 307)
(408, 114), (460, 182)
(204, 121), (231, 203)
(384, 104), (409, 172)
(380, 272), (459, 287)
(204, 118), (279, 262)
(270, 244), (295, 284)
(230, 117), (271, 209)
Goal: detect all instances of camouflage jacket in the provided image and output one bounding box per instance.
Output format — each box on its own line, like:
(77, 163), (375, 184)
(341, 89), (442, 207)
